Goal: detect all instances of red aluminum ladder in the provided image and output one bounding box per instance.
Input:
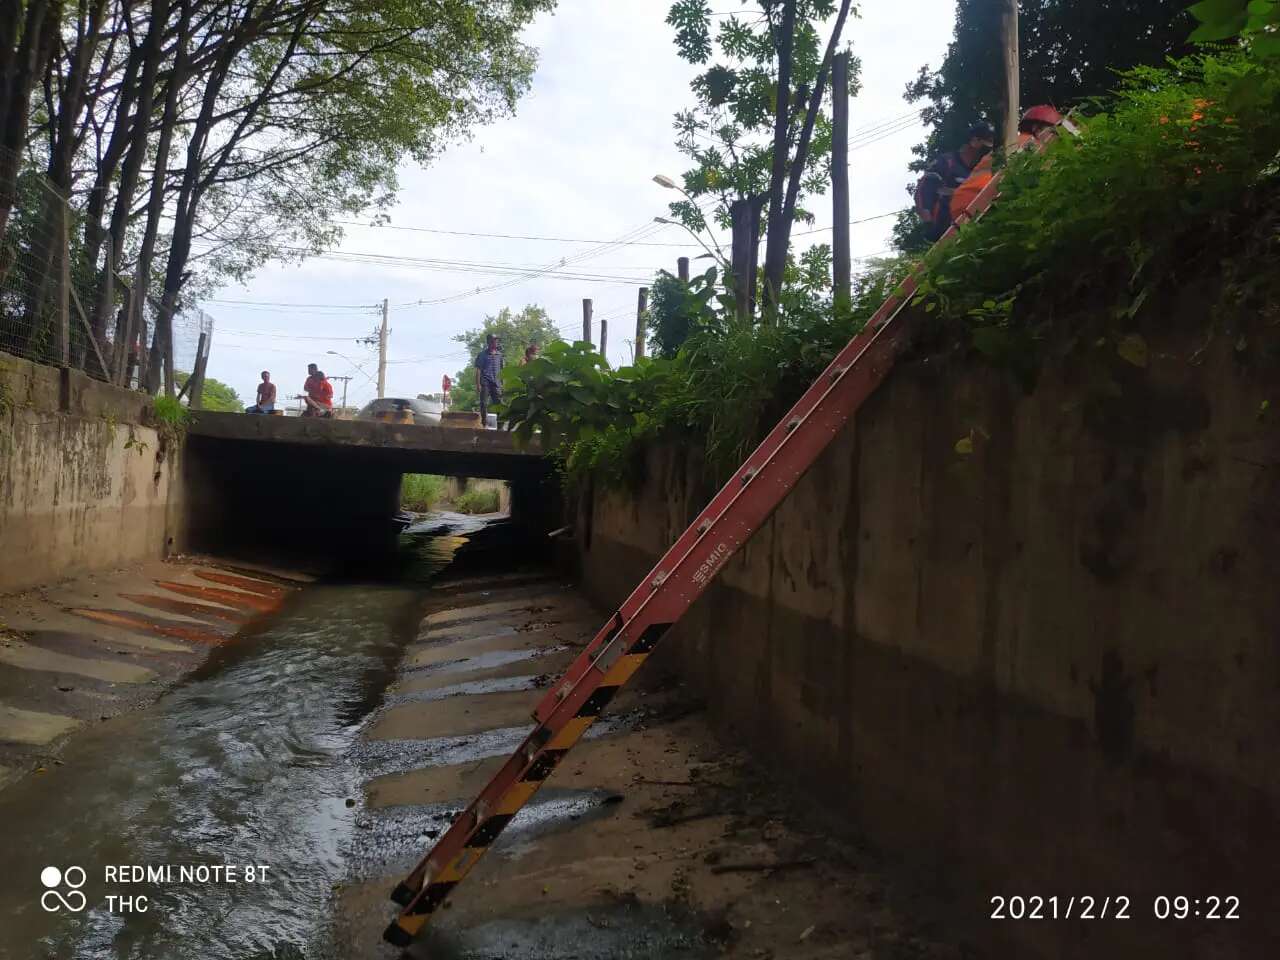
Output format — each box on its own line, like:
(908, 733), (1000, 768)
(382, 124), (1069, 949)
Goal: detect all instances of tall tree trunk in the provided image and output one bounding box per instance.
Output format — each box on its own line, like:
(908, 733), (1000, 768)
(92, 0), (168, 341)
(730, 193), (767, 321)
(760, 0), (797, 318)
(0, 0), (60, 275)
(153, 9), (308, 394)
(136, 0), (190, 391)
(767, 0), (854, 313)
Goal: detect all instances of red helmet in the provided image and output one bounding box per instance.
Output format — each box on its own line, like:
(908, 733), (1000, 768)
(1019, 104), (1062, 132)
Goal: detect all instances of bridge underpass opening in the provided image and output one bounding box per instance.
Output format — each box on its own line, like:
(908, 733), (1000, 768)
(181, 414), (557, 568)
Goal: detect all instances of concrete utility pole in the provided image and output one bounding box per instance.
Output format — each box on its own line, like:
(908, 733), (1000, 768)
(677, 256), (690, 283)
(831, 50), (852, 306)
(581, 298), (592, 344)
(330, 375), (352, 413)
(600, 318), (608, 360)
(634, 287), (648, 360)
(378, 297), (388, 399)
(1001, 0), (1020, 149)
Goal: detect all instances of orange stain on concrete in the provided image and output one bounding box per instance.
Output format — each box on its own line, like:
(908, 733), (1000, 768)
(71, 608), (228, 646)
(194, 569), (289, 599)
(120, 593), (249, 624)
(155, 580), (277, 613)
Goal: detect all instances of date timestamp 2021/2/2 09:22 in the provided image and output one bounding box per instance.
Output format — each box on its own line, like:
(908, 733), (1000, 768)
(989, 895), (1241, 920)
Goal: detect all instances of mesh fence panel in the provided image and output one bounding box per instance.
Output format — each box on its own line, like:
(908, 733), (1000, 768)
(173, 306), (214, 379)
(1, 162), (114, 380)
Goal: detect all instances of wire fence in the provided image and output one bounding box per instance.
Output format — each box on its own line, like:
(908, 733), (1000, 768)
(0, 148), (212, 393)
(0, 165), (113, 380)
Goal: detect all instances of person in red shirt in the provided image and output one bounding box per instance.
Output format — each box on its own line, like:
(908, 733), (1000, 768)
(302, 363), (334, 417)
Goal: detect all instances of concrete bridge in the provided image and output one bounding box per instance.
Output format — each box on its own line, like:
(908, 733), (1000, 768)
(183, 412), (556, 561)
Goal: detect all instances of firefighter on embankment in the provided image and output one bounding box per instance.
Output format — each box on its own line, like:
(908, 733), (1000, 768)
(914, 121), (995, 242)
(949, 105), (1063, 225)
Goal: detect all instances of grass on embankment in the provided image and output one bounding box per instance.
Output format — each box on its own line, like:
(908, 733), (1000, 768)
(401, 475), (503, 514)
(401, 474), (447, 512)
(453, 487), (501, 514)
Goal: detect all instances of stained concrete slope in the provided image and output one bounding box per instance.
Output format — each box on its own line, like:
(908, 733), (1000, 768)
(0, 558), (305, 785)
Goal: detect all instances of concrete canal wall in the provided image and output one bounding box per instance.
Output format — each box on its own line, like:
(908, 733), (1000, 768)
(577, 335), (1280, 956)
(0, 351), (182, 593)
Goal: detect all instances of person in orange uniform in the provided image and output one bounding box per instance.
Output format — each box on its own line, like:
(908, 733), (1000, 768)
(949, 105), (1062, 225)
(302, 363), (334, 417)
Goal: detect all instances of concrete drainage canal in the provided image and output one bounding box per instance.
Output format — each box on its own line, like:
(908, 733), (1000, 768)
(0, 515), (720, 960)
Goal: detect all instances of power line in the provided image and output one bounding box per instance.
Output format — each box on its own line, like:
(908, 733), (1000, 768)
(331, 220), (703, 248)
(203, 297), (377, 309)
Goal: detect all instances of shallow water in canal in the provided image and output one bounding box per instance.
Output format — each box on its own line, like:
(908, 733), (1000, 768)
(0, 514), (484, 960)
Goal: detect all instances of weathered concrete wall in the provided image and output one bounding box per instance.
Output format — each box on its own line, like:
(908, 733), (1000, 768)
(0, 352), (181, 593)
(578, 338), (1280, 958)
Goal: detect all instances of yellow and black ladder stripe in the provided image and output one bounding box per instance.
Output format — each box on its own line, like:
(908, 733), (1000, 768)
(383, 621), (672, 946)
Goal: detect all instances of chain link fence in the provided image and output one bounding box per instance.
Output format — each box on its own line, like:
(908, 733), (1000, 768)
(0, 160), (113, 380)
(1, 147), (213, 396)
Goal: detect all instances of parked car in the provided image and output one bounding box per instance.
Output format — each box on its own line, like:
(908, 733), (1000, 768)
(357, 397), (442, 426)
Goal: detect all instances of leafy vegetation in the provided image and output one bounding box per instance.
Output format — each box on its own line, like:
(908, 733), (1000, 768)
(401, 474), (448, 512)
(1, 0), (554, 395)
(507, 42), (1280, 491)
(1190, 0), (1280, 55)
(152, 395), (192, 427)
(908, 48), (1280, 385)
(664, 0), (859, 313)
(174, 372), (242, 412)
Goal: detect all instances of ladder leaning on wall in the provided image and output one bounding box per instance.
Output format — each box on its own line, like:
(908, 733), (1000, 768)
(381, 119), (1078, 950)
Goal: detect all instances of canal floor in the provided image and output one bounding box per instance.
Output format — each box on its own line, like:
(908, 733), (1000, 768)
(0, 515), (957, 960)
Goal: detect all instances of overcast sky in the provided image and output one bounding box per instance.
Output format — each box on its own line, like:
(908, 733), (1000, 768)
(197, 0), (956, 411)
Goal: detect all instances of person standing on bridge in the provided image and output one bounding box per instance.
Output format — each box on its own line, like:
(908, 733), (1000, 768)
(473, 334), (504, 425)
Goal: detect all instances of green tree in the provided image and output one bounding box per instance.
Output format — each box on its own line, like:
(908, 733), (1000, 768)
(665, 0), (860, 315)
(893, 0), (1194, 249)
(174, 372), (242, 412)
(449, 305), (563, 411)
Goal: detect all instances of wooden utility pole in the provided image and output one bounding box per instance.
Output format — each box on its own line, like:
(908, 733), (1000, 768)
(831, 51), (852, 306)
(377, 297), (388, 399)
(581, 298), (592, 344)
(1001, 0), (1020, 149)
(677, 256), (690, 283)
(634, 287), (648, 360)
(600, 318), (608, 360)
(330, 375), (352, 413)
